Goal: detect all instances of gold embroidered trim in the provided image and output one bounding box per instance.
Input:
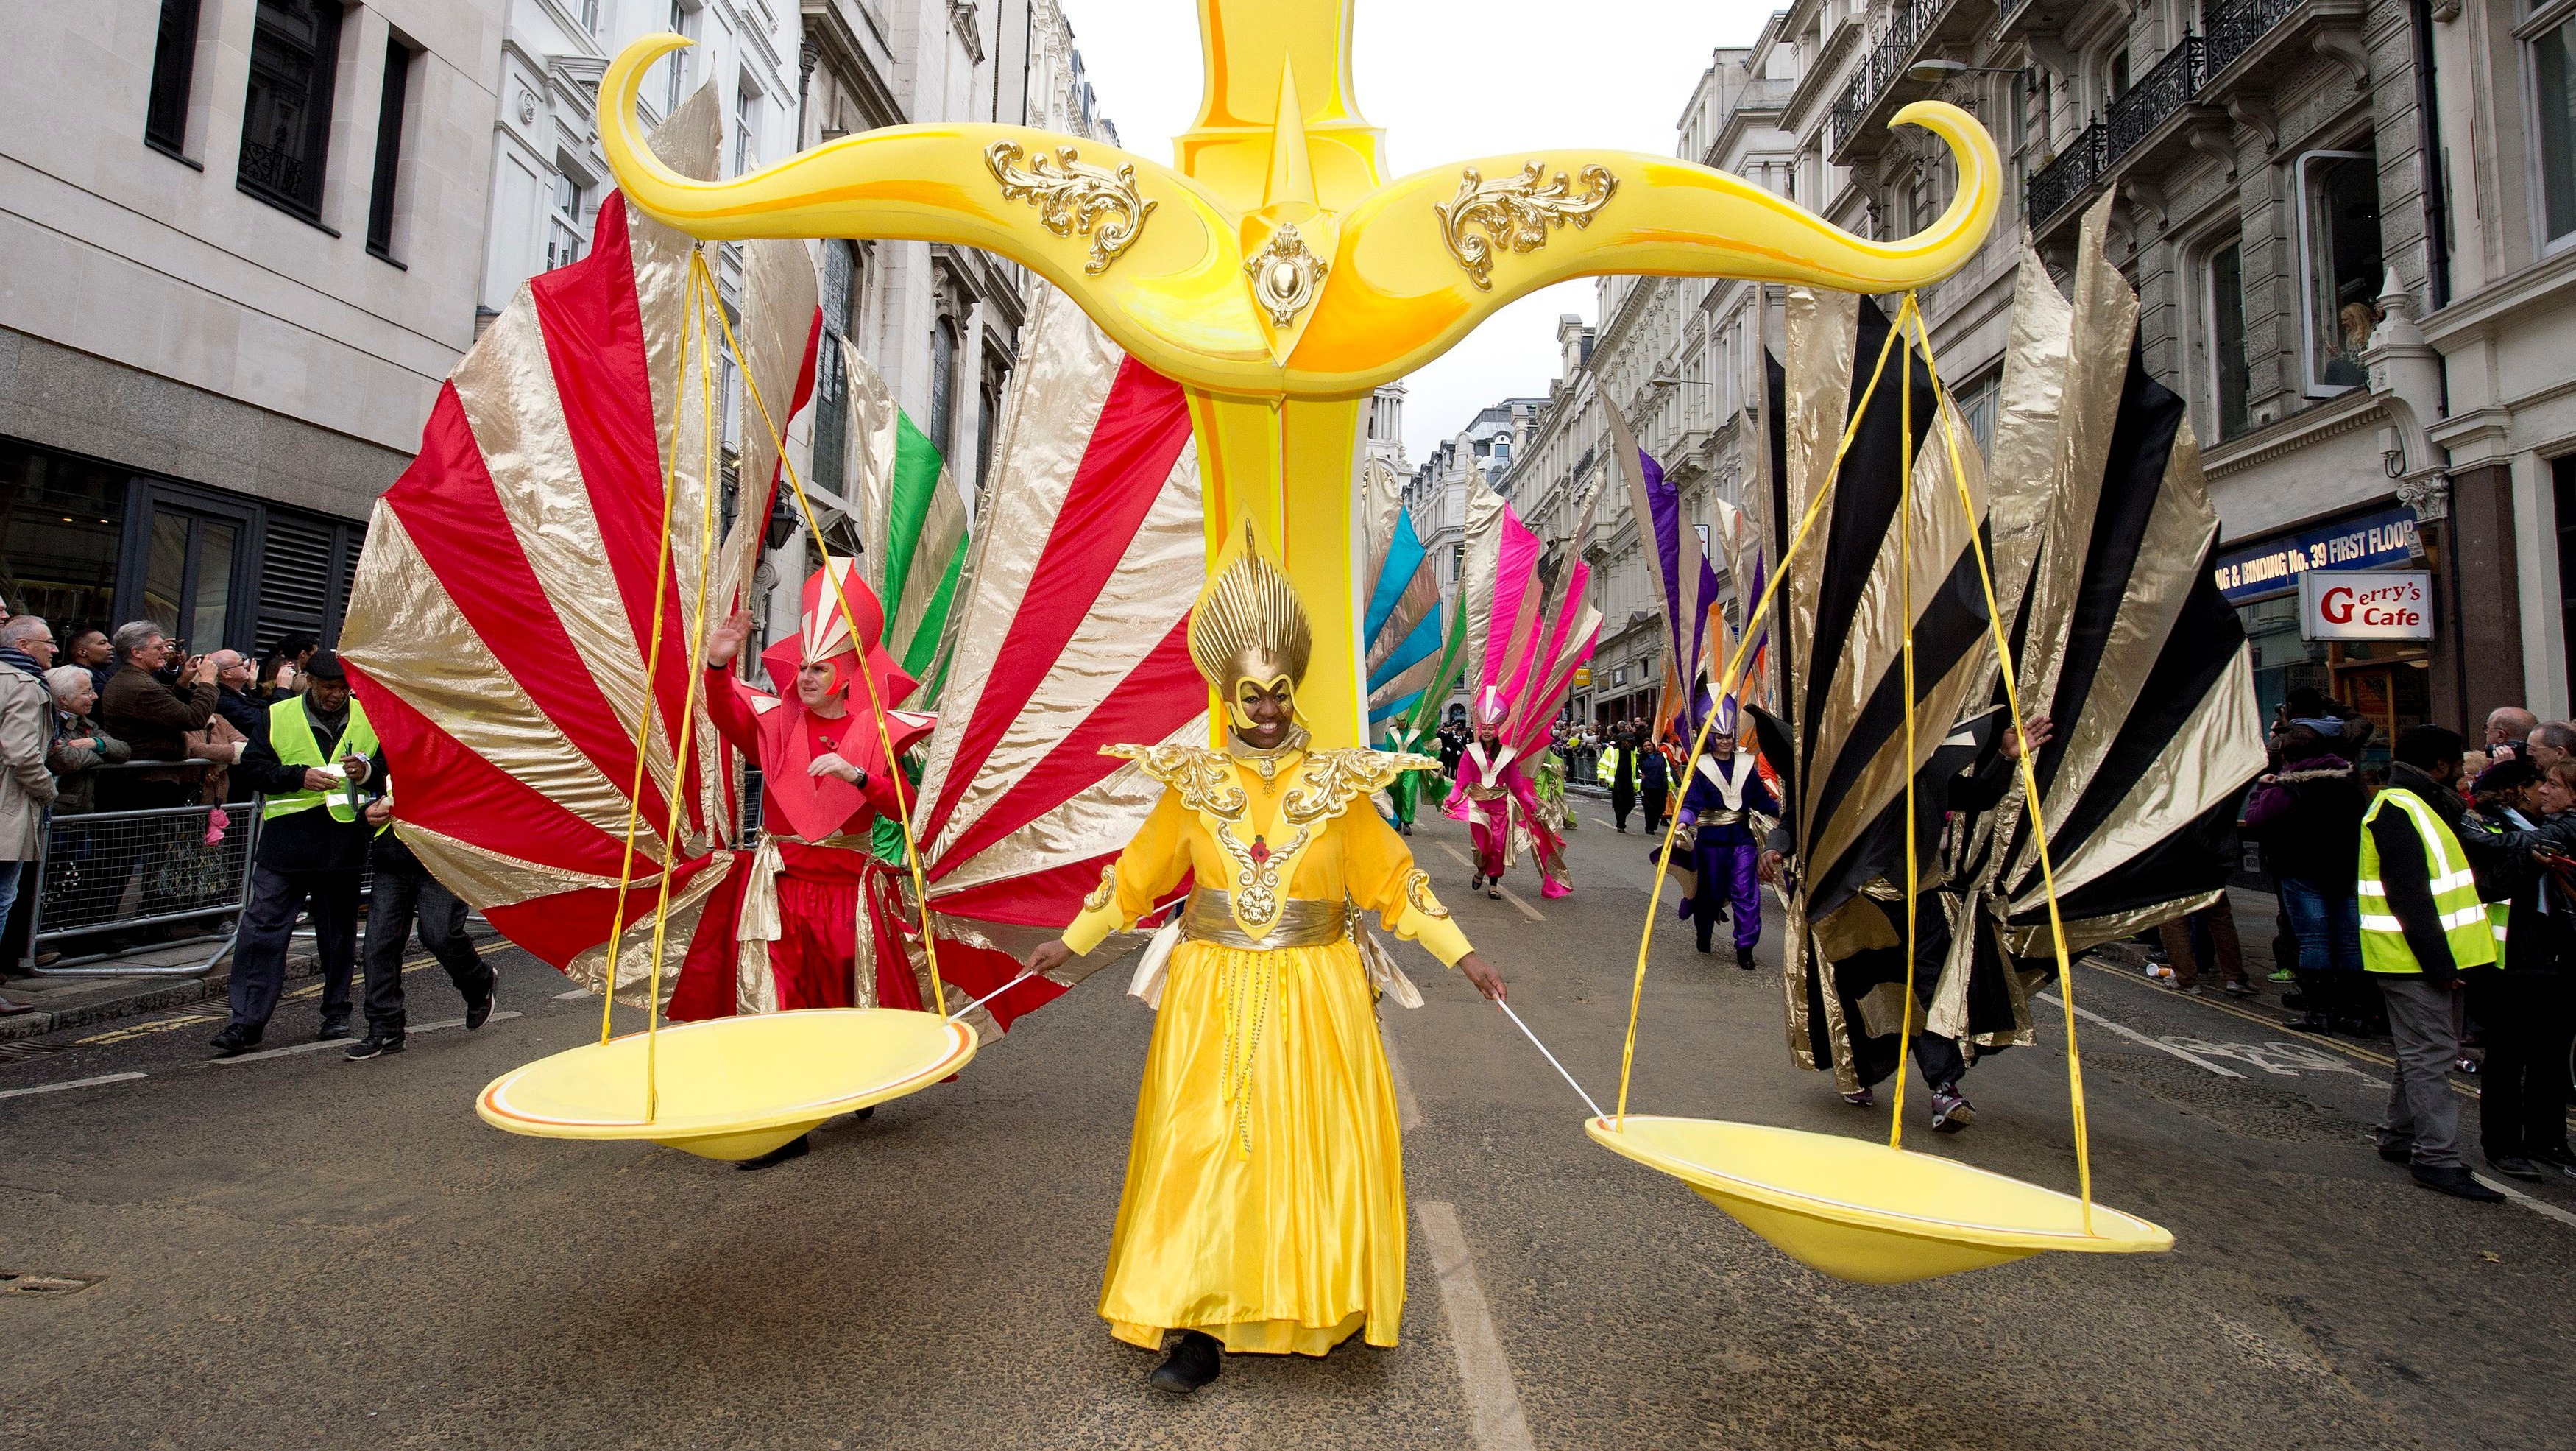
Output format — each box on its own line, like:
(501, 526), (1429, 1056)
(1104, 743), (1248, 821)
(1083, 862), (1118, 912)
(1281, 747), (1443, 825)
(1403, 869), (1450, 921)
(1212, 819), (1310, 931)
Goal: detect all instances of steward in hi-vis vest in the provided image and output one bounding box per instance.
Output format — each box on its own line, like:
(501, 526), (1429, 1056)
(2358, 730), (2517, 1203)
(207, 651), (386, 1057)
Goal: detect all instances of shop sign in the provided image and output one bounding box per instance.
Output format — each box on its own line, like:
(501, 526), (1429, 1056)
(2209, 504), (2421, 604)
(2299, 569), (2432, 640)
(1572, 666), (1591, 687)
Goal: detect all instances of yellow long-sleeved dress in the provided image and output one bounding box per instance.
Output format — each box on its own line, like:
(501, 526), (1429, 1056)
(1063, 741), (1472, 1356)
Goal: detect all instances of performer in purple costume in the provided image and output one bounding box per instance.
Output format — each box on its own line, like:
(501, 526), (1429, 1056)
(1673, 718), (1774, 968)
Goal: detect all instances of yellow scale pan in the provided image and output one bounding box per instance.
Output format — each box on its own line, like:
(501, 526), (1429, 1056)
(479, 1009), (976, 1162)
(1589, 1117), (2170, 1285)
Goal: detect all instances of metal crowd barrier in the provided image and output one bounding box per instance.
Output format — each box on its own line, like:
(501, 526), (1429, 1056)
(22, 759), (261, 978)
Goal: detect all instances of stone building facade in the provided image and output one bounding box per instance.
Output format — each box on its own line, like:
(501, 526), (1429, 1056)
(1494, 32), (1800, 729)
(1, 0), (507, 652)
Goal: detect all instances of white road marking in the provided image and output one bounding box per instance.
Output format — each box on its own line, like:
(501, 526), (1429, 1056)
(0, 1071), (147, 1100)
(1590, 817), (1616, 830)
(1434, 843), (1545, 919)
(553, 986), (594, 1000)
(2034, 992), (2246, 1078)
(1383, 1034), (1425, 1132)
(211, 1012), (523, 1065)
(1416, 1200), (1538, 1451)
(2475, 1175), (2576, 1231)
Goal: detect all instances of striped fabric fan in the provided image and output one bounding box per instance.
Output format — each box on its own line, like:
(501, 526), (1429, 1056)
(1458, 479), (1600, 759)
(902, 285), (1209, 1033)
(836, 341), (970, 706)
(1360, 459), (1451, 738)
(339, 90), (819, 1015)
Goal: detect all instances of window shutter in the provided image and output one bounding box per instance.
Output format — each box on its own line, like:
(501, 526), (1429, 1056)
(255, 512), (333, 651)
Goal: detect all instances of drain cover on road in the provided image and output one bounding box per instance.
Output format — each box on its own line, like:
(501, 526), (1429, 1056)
(0, 1271), (103, 1296)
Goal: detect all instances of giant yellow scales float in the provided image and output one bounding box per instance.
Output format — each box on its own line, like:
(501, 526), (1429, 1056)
(477, 0), (2170, 1282)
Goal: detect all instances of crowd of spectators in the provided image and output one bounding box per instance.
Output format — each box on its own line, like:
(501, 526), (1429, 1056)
(2234, 691), (2576, 1198)
(0, 593), (320, 1008)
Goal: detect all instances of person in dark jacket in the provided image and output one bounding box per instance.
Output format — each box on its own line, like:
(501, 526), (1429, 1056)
(96, 623), (219, 791)
(207, 649), (266, 738)
(346, 778), (495, 1061)
(1639, 735), (1671, 834)
(208, 652), (381, 1056)
(2465, 759), (2576, 1182)
(1608, 726), (1639, 831)
(2242, 716), (2367, 1032)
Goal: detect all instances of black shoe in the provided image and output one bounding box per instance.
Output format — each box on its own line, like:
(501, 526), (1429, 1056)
(465, 980), (496, 1031)
(736, 1134), (811, 1171)
(1468, 872), (1483, 893)
(2288, 1012), (2332, 1034)
(1695, 931), (1713, 954)
(1485, 884), (1501, 900)
(1736, 945), (1758, 972)
(2377, 1143), (2413, 1164)
(1147, 1330), (1222, 1395)
(2487, 1155), (2546, 1183)
(2410, 1165), (2506, 1203)
(2528, 1145), (2576, 1176)
(207, 1025), (262, 1058)
(315, 1018), (352, 1042)
(344, 1031), (406, 1061)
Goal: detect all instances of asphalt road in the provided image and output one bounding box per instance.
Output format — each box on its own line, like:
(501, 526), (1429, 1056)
(4, 809), (2572, 1450)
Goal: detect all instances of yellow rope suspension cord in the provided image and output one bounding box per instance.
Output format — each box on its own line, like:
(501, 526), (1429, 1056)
(598, 261), (702, 1048)
(632, 258), (732, 1120)
(1614, 294), (1917, 1126)
(1904, 304), (2094, 1231)
(1889, 323), (1919, 1151)
(702, 257), (949, 1019)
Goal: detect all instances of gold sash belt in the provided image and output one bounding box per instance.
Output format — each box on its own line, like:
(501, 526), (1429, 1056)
(1182, 888), (1349, 950)
(1465, 784), (1508, 801)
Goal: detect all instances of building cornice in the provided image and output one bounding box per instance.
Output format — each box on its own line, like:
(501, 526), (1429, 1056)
(2199, 389), (2383, 481)
(2421, 244), (2576, 350)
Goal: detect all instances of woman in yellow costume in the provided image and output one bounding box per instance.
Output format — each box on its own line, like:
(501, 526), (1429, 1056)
(1027, 537), (1507, 1396)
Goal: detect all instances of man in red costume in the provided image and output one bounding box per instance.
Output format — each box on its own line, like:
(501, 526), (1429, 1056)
(703, 562), (933, 1166)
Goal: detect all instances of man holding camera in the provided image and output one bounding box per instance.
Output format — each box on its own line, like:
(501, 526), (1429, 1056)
(208, 652), (380, 1056)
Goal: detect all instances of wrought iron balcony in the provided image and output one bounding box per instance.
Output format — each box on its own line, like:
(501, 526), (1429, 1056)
(2024, 121), (2108, 227)
(2103, 34), (2201, 160)
(2204, 0), (2299, 79)
(238, 140), (314, 213)
(2023, 30), (2210, 228)
(1826, 1), (1936, 158)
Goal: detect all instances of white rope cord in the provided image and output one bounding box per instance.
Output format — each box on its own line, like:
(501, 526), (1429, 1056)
(1496, 999), (1607, 1120)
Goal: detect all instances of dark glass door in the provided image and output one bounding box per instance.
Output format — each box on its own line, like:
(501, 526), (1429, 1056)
(124, 487), (254, 655)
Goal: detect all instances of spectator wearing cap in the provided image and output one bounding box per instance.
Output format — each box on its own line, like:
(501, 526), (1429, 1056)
(208, 651), (380, 1056)
(0, 616), (57, 1012)
(2244, 713), (2367, 1034)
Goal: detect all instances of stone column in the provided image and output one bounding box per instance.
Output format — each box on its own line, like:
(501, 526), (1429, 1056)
(2419, 467), (2524, 732)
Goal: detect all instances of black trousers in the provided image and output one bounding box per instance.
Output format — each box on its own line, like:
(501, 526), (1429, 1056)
(1611, 783), (1635, 828)
(1643, 785), (1669, 829)
(2472, 972), (2576, 1160)
(362, 858), (489, 1031)
(228, 866), (361, 1034)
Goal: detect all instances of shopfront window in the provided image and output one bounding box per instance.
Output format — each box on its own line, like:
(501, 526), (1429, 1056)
(0, 441), (125, 635)
(2539, 8), (2576, 247)
(2296, 149), (2382, 395)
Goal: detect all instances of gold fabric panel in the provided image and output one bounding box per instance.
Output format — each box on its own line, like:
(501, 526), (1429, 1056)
(564, 850), (735, 1008)
(339, 506), (671, 861)
(913, 283), (1128, 851)
(1457, 478), (1510, 697)
(1972, 237), (2077, 707)
(392, 821), (626, 911)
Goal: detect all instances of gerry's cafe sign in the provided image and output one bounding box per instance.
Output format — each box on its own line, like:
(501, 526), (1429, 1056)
(2298, 569), (2432, 641)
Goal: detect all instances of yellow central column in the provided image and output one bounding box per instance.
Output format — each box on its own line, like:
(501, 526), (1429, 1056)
(1188, 392), (1365, 749)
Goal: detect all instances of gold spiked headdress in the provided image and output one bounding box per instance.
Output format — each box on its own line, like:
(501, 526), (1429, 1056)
(1189, 523), (1314, 732)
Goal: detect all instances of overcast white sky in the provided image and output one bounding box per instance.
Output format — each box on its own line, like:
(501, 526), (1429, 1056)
(1058, 0), (1780, 466)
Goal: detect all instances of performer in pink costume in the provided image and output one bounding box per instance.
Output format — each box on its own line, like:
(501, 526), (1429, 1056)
(1446, 686), (1571, 900)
